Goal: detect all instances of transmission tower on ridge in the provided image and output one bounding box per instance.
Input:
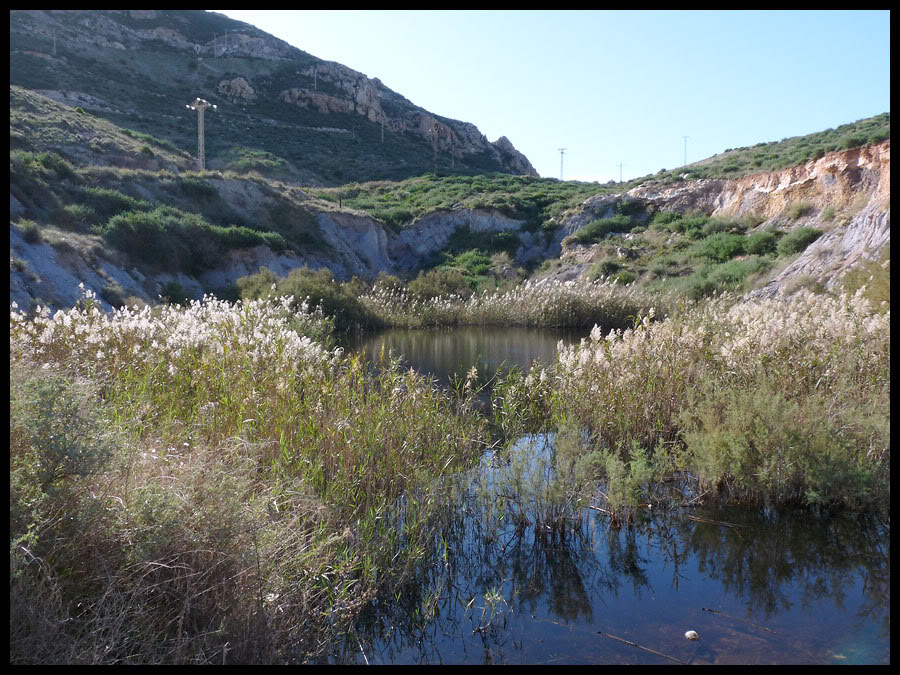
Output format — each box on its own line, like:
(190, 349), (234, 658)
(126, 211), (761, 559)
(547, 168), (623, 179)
(186, 98), (216, 170)
(558, 148), (566, 180)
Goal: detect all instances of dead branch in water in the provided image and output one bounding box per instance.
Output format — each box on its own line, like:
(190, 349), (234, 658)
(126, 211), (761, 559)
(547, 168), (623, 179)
(701, 607), (776, 633)
(597, 631), (688, 665)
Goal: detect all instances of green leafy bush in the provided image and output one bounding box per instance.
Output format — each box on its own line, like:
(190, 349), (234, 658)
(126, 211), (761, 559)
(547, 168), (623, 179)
(744, 230), (779, 255)
(610, 269), (637, 285)
(102, 206), (288, 271)
(408, 267), (474, 301)
(238, 265), (374, 333)
(19, 219), (42, 244)
(777, 227), (823, 256)
(81, 186), (152, 222)
(10, 365), (114, 496)
(841, 245), (889, 307)
(690, 232), (746, 263)
(570, 214), (634, 245)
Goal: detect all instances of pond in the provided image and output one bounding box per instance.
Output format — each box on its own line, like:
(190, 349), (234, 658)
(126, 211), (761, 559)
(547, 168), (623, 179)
(336, 328), (890, 665)
(346, 325), (589, 389)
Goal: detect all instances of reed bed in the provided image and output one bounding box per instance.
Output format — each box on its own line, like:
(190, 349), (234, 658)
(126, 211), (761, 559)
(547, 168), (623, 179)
(360, 277), (663, 330)
(550, 287), (890, 512)
(10, 290), (487, 663)
(9, 279), (890, 662)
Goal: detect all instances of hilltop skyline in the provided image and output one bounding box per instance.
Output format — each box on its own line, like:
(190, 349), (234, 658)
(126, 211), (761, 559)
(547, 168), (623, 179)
(216, 9), (890, 182)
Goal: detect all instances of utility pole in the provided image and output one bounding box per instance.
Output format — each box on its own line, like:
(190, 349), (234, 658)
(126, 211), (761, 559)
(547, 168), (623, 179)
(618, 162), (623, 183)
(185, 98), (216, 170)
(683, 136), (689, 167)
(431, 123), (440, 175)
(558, 148), (566, 181)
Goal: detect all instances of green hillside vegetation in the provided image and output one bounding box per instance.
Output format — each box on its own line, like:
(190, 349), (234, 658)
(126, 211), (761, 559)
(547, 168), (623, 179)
(560, 209), (822, 300)
(307, 172), (624, 231)
(642, 113), (890, 185)
(11, 86), (889, 310)
(9, 11), (525, 186)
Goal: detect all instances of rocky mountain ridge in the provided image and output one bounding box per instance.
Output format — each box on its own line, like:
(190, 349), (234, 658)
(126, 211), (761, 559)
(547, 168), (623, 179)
(9, 10), (537, 183)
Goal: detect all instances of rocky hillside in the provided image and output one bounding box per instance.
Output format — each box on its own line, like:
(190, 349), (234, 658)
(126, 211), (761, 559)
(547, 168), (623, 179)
(9, 10), (536, 185)
(8, 66), (889, 314)
(10, 137), (890, 314)
(549, 141), (890, 293)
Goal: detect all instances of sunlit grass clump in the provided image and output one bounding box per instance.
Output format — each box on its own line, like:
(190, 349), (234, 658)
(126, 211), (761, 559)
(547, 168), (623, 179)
(551, 287), (890, 513)
(361, 276), (665, 330)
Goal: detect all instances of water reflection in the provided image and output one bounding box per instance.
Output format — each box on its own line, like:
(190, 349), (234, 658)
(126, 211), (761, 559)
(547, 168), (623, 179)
(339, 434), (890, 665)
(345, 326), (588, 388)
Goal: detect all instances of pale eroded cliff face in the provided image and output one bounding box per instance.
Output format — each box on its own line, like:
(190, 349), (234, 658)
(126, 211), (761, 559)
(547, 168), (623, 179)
(8, 144), (889, 313)
(562, 142), (890, 295)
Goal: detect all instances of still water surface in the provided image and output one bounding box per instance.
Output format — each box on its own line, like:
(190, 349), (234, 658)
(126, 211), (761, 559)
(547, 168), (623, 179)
(337, 328), (890, 665)
(346, 325), (588, 388)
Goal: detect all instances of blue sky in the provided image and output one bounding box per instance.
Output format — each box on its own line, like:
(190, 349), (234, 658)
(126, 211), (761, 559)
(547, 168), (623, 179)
(215, 10), (890, 183)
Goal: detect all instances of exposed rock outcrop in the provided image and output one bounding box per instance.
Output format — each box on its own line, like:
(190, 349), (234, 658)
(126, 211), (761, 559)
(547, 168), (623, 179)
(217, 77), (256, 103)
(279, 63), (538, 177)
(562, 141), (890, 296)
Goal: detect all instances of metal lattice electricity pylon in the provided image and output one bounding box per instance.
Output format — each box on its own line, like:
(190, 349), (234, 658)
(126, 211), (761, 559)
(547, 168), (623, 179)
(558, 148), (566, 181)
(185, 98), (217, 170)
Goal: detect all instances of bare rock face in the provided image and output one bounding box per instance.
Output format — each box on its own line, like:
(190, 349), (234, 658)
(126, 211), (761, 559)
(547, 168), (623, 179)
(279, 62), (537, 176)
(492, 136), (539, 177)
(570, 142), (890, 295)
(217, 77), (256, 103)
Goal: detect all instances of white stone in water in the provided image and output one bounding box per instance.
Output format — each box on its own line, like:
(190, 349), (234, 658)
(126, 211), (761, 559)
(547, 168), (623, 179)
(685, 630), (699, 640)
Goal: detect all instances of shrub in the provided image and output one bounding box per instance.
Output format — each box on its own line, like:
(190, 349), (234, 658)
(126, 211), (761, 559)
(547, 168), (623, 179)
(81, 186), (152, 222)
(103, 206), (288, 271)
(781, 274), (826, 296)
(570, 214), (635, 245)
(700, 217), (744, 237)
(777, 227), (823, 256)
(744, 230), (779, 255)
(10, 365), (114, 497)
(610, 269), (637, 285)
(373, 272), (405, 295)
(100, 280), (129, 308)
(821, 206), (837, 222)
(19, 219), (42, 244)
(160, 280), (191, 305)
(36, 152), (78, 182)
(650, 210), (683, 229)
(408, 267), (474, 301)
(690, 232), (746, 263)
(788, 201), (815, 221)
(55, 203), (98, 233)
(239, 265), (375, 332)
(590, 260), (621, 279)
(841, 246), (890, 307)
